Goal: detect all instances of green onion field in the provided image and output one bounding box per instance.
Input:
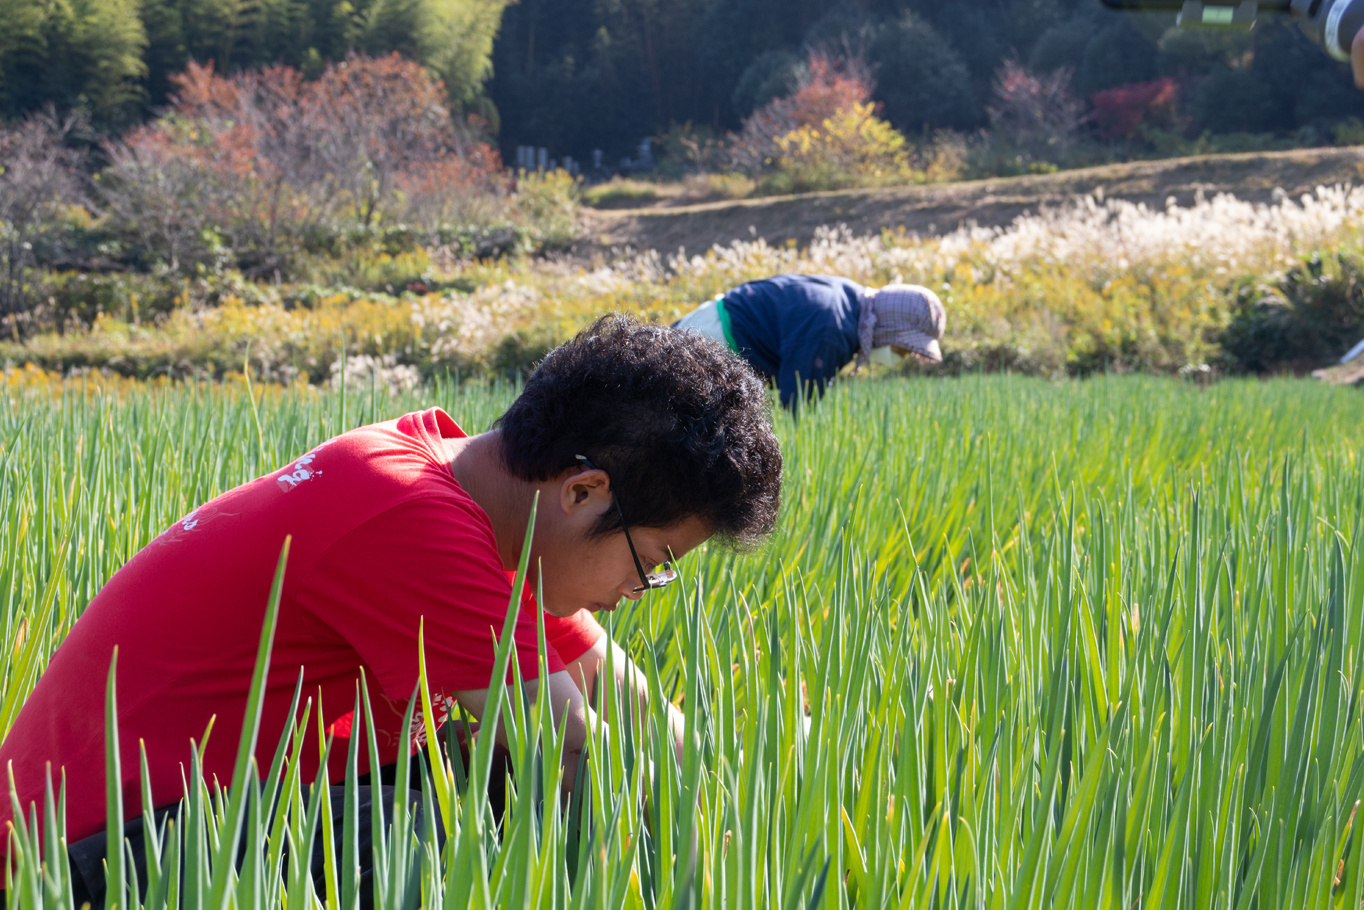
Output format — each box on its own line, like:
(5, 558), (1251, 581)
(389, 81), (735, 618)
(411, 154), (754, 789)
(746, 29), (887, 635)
(3, 374), (1364, 909)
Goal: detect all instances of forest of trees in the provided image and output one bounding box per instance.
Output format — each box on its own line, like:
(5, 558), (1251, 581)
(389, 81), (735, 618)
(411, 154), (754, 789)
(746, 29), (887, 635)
(4, 0), (1364, 161)
(489, 0), (1364, 164)
(0, 0), (510, 129)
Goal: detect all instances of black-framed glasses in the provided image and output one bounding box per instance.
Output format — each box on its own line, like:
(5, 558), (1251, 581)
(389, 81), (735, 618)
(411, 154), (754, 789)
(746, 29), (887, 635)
(575, 455), (679, 595)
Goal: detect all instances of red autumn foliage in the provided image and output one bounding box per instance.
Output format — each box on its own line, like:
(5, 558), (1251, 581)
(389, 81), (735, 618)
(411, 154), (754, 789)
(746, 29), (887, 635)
(100, 54), (507, 276)
(1090, 78), (1180, 140)
(782, 56), (875, 129)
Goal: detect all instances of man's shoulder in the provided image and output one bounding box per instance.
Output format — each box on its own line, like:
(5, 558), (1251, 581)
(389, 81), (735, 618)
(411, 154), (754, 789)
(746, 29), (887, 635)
(143, 412), (471, 571)
(271, 410), (460, 501)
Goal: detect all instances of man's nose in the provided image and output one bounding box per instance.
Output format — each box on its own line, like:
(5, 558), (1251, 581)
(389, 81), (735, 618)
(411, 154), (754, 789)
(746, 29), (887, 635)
(619, 580), (645, 601)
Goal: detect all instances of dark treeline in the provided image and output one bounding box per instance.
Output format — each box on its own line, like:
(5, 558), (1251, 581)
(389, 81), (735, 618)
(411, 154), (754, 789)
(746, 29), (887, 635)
(4, 0), (1364, 158)
(0, 0), (510, 129)
(489, 0), (1364, 163)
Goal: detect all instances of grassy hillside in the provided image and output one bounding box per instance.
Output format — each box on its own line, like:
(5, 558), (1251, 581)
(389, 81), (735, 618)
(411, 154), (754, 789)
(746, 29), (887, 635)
(579, 146), (1364, 254)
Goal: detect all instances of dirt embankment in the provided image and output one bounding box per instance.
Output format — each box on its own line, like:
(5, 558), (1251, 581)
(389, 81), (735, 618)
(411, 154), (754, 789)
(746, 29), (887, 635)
(577, 147), (1364, 255)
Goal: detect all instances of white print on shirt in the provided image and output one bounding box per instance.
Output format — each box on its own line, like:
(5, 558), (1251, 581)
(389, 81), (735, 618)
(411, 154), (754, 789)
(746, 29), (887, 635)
(276, 453), (321, 490)
(276, 438), (337, 492)
(410, 694), (459, 749)
(153, 504), (237, 546)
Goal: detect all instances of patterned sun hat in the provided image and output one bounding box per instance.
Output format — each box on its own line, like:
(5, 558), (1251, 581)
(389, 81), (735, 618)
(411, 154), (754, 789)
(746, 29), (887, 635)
(858, 284), (946, 365)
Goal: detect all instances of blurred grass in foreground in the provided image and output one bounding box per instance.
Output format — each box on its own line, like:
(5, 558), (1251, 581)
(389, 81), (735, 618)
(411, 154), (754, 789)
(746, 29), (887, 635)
(3, 374), (1364, 908)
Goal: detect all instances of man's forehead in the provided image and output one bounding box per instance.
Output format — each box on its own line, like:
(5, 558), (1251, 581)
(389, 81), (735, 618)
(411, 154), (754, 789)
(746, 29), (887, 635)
(654, 515), (715, 556)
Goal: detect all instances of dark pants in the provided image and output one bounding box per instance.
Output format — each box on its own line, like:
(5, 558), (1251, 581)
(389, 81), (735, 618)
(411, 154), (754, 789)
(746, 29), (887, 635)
(67, 756), (449, 910)
(67, 748), (510, 908)
(69, 784), (431, 910)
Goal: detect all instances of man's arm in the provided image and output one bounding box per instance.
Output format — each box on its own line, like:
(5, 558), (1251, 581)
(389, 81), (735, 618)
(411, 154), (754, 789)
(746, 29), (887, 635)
(562, 632), (687, 762)
(453, 669), (596, 789)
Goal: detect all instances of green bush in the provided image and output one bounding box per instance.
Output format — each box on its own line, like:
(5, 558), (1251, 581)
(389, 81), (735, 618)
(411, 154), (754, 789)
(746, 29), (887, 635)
(581, 177), (660, 209)
(1334, 117), (1364, 146)
(1193, 67), (1282, 134)
(513, 169), (580, 249)
(487, 325), (558, 378)
(680, 172), (757, 203)
(1221, 252), (1364, 373)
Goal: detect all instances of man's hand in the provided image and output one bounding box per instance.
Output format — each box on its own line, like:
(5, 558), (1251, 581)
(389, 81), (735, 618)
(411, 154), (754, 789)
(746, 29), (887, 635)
(563, 634), (687, 763)
(447, 633), (686, 798)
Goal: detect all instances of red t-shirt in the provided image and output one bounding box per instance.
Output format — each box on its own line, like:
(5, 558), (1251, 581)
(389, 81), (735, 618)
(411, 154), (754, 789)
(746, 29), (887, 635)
(0, 408), (605, 847)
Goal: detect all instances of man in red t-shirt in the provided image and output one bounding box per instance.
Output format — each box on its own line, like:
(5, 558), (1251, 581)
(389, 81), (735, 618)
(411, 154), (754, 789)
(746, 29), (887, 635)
(0, 315), (782, 903)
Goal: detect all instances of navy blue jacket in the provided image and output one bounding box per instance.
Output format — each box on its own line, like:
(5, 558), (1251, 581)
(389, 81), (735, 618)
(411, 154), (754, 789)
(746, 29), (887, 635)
(722, 274), (864, 410)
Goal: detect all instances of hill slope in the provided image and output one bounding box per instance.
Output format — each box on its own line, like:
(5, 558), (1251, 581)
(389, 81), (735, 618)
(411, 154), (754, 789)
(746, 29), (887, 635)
(578, 147), (1364, 254)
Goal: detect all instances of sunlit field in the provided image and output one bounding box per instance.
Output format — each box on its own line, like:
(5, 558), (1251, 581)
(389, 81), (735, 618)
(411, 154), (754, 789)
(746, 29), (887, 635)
(3, 374), (1364, 908)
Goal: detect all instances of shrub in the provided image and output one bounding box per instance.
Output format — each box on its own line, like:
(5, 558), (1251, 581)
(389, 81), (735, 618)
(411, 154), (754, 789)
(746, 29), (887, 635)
(680, 172), (756, 203)
(769, 102), (919, 194)
(582, 177), (660, 210)
(511, 168), (578, 250)
(1077, 21), (1160, 97)
(650, 121), (726, 178)
(98, 55), (508, 279)
(727, 53), (873, 176)
(0, 111), (87, 334)
(919, 131), (969, 183)
(1333, 117), (1364, 146)
(393, 147), (511, 233)
(300, 54), (498, 229)
(30, 270), (189, 333)
(1193, 67), (1280, 134)
(730, 54), (921, 194)
(987, 60), (1085, 156)
(1221, 252), (1364, 373)
(97, 118), (229, 275)
(731, 50), (805, 119)
(1090, 78), (1180, 140)
(12, 184), (1364, 385)
(1, 287), (529, 383)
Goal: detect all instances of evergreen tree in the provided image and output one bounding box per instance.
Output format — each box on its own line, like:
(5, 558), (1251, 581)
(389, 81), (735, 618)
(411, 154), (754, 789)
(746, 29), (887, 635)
(358, 0), (428, 66)
(237, 0), (311, 70)
(692, 0), (758, 127)
(1077, 20), (1159, 95)
(138, 0), (187, 106)
(0, 0), (46, 117)
(1031, 14), (1102, 75)
(731, 49), (803, 119)
(423, 0), (514, 110)
(0, 0), (146, 125)
(68, 0), (149, 122)
(869, 12), (980, 131)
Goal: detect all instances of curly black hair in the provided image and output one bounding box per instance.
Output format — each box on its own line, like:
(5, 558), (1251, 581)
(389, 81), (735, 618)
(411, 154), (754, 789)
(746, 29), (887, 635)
(496, 315), (782, 548)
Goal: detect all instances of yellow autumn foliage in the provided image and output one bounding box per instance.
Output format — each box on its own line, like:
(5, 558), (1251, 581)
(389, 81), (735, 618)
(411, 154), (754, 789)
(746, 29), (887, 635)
(769, 102), (922, 194)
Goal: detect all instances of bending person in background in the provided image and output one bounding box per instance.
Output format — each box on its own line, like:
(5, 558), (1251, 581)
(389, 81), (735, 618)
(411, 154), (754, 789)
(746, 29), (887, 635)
(675, 274), (946, 412)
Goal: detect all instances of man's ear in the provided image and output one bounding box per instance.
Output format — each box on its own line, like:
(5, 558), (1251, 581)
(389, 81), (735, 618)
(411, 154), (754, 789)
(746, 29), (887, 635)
(558, 466), (611, 518)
